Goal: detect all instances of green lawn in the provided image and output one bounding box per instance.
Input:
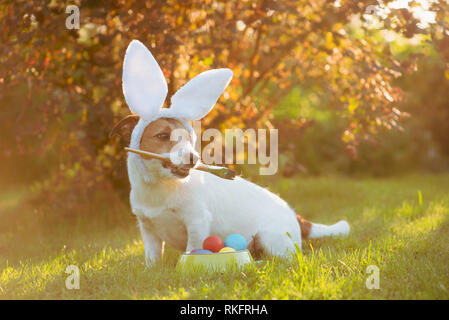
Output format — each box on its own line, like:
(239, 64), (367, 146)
(1, 174), (449, 299)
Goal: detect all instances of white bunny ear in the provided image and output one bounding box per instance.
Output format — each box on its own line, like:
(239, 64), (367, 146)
(169, 68), (233, 120)
(122, 40), (168, 120)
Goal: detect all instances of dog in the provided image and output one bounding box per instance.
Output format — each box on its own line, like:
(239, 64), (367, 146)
(111, 40), (350, 266)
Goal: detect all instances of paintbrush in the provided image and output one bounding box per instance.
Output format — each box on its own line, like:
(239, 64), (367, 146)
(124, 147), (236, 180)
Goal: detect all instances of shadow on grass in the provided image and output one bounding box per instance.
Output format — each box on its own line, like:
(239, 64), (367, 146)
(370, 201), (449, 299)
(302, 196), (449, 299)
(2, 175), (449, 299)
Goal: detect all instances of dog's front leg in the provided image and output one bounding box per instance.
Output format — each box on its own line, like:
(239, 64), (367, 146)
(183, 209), (211, 252)
(137, 216), (163, 267)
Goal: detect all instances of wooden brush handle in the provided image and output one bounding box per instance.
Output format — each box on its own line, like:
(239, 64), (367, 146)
(124, 148), (236, 180)
(125, 147), (168, 161)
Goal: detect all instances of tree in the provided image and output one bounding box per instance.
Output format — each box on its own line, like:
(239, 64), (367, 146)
(1, 0), (447, 210)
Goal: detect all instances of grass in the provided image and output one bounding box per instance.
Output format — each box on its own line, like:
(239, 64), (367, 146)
(1, 173), (449, 299)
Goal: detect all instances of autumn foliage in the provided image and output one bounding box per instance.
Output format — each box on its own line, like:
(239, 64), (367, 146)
(1, 0), (448, 210)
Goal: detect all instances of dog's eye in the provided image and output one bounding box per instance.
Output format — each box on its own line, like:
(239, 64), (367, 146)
(155, 133), (170, 141)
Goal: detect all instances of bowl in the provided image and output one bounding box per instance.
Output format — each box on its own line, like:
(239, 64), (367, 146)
(176, 249), (253, 272)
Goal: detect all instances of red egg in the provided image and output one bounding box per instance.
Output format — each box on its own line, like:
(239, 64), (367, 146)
(202, 236), (224, 253)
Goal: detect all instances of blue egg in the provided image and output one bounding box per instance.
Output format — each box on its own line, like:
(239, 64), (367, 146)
(224, 234), (247, 251)
(195, 249), (213, 254)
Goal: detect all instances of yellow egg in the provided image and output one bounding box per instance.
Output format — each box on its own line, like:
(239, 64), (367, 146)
(219, 247), (235, 253)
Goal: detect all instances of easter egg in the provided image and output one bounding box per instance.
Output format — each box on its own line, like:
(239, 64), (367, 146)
(189, 249), (203, 254)
(194, 249), (213, 254)
(202, 236), (224, 252)
(219, 247), (235, 253)
(224, 234), (247, 251)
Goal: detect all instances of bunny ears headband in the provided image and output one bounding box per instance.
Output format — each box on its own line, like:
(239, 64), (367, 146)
(122, 40), (233, 124)
(123, 40), (233, 182)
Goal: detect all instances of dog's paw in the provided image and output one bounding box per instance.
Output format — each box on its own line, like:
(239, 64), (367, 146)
(144, 256), (161, 269)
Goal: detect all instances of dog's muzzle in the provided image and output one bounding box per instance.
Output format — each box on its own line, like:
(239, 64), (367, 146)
(163, 153), (199, 178)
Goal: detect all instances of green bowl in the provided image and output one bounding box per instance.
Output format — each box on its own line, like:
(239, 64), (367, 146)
(176, 249), (253, 272)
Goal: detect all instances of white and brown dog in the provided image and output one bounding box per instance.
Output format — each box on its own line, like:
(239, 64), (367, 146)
(111, 40), (350, 266)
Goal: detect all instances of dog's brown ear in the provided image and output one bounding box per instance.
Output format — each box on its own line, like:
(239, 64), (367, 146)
(109, 114), (140, 141)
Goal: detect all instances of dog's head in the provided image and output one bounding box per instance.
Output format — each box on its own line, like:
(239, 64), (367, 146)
(111, 115), (199, 179)
(110, 40), (233, 181)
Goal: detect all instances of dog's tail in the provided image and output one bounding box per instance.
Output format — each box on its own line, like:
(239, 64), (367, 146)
(297, 215), (350, 239)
